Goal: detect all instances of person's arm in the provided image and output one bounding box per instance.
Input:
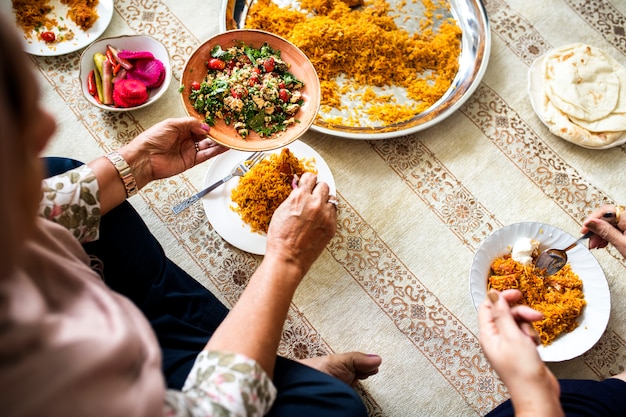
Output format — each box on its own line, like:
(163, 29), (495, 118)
(205, 172), (337, 376)
(164, 351), (277, 417)
(40, 118), (227, 241)
(88, 117), (227, 215)
(479, 289), (564, 417)
(581, 204), (626, 257)
(160, 173), (337, 416)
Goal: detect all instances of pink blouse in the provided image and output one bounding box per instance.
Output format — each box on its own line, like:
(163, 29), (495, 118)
(0, 165), (276, 416)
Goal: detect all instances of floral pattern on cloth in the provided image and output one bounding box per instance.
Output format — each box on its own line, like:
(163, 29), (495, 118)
(164, 351), (277, 417)
(40, 164), (101, 243)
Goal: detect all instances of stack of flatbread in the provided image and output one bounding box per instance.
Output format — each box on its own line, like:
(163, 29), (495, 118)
(530, 43), (626, 148)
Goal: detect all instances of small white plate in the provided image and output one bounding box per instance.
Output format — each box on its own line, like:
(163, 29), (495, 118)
(202, 140), (336, 255)
(528, 53), (626, 150)
(1, 0), (113, 56)
(469, 222), (610, 362)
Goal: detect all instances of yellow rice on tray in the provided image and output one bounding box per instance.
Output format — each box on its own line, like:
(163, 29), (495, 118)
(245, 0), (462, 127)
(231, 148), (316, 233)
(488, 255), (586, 346)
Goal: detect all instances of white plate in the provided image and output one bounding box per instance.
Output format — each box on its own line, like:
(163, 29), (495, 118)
(528, 54), (626, 150)
(1, 0), (113, 56)
(469, 222), (610, 362)
(201, 140), (336, 255)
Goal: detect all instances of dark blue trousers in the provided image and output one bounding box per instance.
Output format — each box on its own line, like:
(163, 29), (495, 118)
(44, 157), (367, 417)
(485, 378), (626, 417)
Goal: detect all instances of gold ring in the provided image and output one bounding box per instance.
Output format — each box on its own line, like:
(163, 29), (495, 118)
(616, 205), (625, 223)
(194, 141), (200, 153)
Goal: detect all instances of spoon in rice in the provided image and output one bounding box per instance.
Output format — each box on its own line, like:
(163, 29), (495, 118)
(534, 212), (618, 277)
(534, 231), (593, 277)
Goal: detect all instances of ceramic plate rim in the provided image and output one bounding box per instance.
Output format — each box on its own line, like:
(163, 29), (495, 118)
(201, 140), (335, 255)
(2, 0), (114, 56)
(469, 221), (610, 362)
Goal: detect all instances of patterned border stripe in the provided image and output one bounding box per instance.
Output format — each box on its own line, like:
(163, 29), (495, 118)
(483, 0), (553, 66)
(327, 195), (507, 415)
(371, 137), (502, 248)
(566, 0), (626, 57)
(114, 0), (199, 80)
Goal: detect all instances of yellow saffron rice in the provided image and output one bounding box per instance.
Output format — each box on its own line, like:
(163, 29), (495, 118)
(245, 0), (462, 126)
(12, 0), (56, 36)
(12, 0), (99, 39)
(231, 148), (316, 233)
(488, 255), (586, 346)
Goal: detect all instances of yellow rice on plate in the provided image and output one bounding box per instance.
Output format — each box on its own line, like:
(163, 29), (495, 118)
(12, 0), (99, 40)
(245, 0), (462, 127)
(230, 148), (316, 233)
(488, 255), (586, 346)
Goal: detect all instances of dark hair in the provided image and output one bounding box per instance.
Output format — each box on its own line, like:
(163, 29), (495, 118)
(0, 12), (40, 277)
(0, 12), (31, 129)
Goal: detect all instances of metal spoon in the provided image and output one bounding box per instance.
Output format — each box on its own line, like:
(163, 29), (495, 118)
(534, 231), (593, 277)
(534, 211), (619, 276)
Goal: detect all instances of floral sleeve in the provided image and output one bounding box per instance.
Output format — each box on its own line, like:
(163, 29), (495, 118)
(163, 351), (277, 417)
(40, 164), (101, 243)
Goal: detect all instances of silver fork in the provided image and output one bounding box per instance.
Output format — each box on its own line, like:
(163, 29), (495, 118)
(171, 151), (266, 215)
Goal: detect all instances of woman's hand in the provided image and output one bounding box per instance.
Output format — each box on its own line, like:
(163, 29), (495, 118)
(118, 117), (228, 188)
(206, 173), (338, 375)
(264, 172), (337, 280)
(479, 289), (564, 417)
(581, 204), (626, 258)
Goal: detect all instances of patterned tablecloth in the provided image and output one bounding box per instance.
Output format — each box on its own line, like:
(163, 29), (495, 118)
(18, 0), (626, 415)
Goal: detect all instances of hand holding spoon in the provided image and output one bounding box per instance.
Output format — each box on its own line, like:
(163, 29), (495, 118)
(534, 212), (618, 277)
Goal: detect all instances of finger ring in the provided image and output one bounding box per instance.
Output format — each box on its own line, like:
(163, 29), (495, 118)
(327, 197), (338, 208)
(616, 205), (625, 223)
(194, 141), (200, 153)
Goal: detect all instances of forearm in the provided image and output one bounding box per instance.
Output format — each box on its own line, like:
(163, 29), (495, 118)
(87, 143), (152, 215)
(205, 255), (303, 377)
(507, 377), (564, 417)
(512, 399), (564, 417)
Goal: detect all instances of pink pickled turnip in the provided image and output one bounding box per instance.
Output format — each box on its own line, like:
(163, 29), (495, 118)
(117, 50), (155, 60)
(126, 58), (166, 89)
(113, 79), (149, 108)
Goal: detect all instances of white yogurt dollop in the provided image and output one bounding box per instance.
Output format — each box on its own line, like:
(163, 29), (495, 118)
(511, 237), (540, 266)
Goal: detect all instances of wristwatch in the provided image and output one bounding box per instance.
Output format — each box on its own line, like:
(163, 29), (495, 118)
(105, 151), (138, 198)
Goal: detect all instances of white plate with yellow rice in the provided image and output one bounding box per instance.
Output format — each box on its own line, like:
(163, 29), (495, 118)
(469, 222), (610, 362)
(202, 140), (336, 254)
(220, 0), (490, 139)
(2, 0), (113, 56)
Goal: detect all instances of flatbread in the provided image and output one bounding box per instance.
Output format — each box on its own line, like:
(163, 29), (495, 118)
(541, 99), (626, 148)
(529, 43), (626, 148)
(543, 43), (620, 122)
(568, 65), (626, 132)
